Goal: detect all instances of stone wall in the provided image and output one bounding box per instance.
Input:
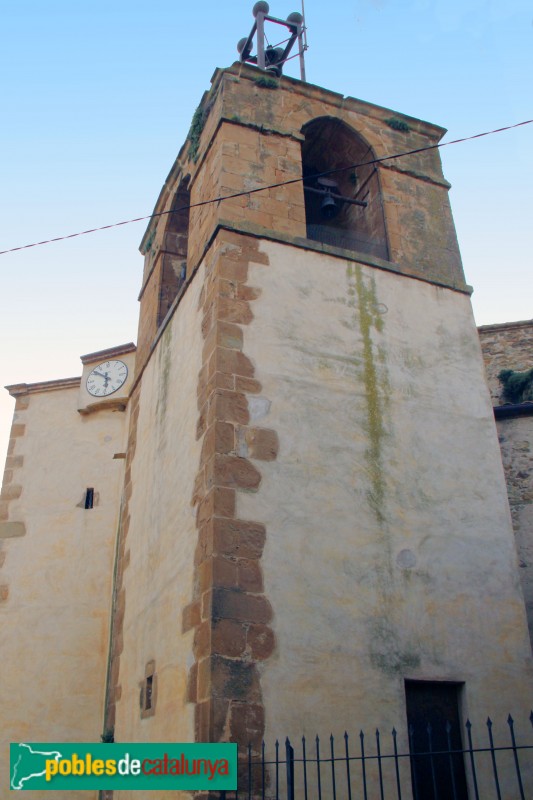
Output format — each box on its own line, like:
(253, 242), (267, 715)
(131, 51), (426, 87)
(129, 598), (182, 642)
(479, 320), (533, 404)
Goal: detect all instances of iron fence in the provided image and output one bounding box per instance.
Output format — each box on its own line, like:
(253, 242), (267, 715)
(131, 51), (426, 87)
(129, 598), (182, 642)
(223, 713), (533, 800)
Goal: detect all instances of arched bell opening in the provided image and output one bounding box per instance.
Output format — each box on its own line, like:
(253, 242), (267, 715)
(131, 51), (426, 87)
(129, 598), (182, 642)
(301, 118), (388, 260)
(157, 177), (191, 328)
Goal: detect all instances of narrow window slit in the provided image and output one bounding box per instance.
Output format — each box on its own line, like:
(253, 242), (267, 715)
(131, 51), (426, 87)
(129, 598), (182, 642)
(85, 488), (94, 509)
(145, 675), (153, 710)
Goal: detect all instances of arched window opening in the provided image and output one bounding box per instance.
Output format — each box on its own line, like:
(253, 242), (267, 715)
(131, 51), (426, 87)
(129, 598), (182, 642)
(301, 118), (388, 260)
(157, 178), (190, 328)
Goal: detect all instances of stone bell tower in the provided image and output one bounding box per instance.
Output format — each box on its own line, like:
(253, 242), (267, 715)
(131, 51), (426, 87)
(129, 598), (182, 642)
(104, 41), (532, 798)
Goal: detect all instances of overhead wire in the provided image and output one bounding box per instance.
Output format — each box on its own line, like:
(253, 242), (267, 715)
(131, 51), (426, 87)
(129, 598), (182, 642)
(0, 117), (531, 257)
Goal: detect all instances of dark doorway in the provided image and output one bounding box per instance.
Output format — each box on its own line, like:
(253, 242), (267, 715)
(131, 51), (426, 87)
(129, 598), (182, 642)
(405, 680), (469, 800)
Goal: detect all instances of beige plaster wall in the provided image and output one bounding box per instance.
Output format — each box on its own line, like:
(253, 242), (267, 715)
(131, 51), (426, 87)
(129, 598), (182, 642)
(236, 241), (532, 778)
(113, 265), (205, 799)
(0, 385), (127, 800)
(497, 416), (533, 647)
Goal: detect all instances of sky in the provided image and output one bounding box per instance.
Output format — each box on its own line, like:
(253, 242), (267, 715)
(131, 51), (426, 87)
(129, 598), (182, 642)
(1, 0), (532, 462)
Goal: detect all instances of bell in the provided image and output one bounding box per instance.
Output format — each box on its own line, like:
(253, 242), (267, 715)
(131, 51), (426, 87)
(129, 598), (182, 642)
(265, 46), (285, 77)
(320, 191), (339, 219)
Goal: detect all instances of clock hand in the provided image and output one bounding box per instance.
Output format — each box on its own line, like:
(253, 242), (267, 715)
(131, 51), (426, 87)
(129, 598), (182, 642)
(93, 371), (108, 380)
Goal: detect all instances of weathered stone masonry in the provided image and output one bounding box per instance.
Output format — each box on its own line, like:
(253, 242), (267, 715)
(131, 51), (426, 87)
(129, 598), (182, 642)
(0, 393), (28, 603)
(0, 394), (28, 532)
(184, 229), (278, 754)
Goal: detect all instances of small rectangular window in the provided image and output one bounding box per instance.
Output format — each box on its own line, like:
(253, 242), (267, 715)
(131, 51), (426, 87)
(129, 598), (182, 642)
(140, 661), (156, 719)
(84, 488), (94, 510)
(145, 675), (153, 710)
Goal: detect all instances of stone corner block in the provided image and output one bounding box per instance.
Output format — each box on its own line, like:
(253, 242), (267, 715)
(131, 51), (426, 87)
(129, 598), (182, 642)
(0, 521), (26, 538)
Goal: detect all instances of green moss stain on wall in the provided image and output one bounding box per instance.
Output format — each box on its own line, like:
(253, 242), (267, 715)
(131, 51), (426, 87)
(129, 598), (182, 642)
(346, 263), (422, 676)
(370, 622), (421, 676)
(156, 325), (172, 431)
(352, 264), (389, 524)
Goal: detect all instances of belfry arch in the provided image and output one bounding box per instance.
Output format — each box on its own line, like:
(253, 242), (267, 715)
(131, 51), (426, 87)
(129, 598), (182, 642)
(301, 117), (388, 260)
(157, 176), (190, 327)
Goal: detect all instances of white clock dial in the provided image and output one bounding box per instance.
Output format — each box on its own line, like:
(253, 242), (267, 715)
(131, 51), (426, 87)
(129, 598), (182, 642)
(86, 360), (129, 398)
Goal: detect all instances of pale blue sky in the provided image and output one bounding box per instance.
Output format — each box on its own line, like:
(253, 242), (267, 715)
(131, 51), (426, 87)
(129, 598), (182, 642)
(1, 0), (532, 459)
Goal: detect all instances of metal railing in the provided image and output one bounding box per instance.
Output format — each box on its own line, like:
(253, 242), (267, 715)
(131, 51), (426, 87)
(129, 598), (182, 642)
(223, 713), (533, 800)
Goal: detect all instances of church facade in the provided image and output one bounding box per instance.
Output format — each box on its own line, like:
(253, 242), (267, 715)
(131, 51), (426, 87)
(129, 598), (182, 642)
(1, 63), (532, 799)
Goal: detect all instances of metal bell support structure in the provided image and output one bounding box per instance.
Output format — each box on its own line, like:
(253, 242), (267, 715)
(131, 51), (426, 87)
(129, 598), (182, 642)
(237, 2), (307, 81)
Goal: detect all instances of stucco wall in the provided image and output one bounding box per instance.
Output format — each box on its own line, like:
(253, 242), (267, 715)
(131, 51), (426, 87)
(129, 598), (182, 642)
(112, 265), (205, 799)
(496, 417), (533, 647)
(0, 385), (126, 800)
(478, 321), (533, 655)
(235, 241), (532, 759)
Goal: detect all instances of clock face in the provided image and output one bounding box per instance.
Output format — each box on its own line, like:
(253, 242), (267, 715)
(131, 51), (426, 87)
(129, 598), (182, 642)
(86, 360), (128, 398)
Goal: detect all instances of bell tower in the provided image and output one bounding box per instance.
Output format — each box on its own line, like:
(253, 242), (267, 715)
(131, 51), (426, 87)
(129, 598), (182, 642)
(105, 20), (532, 798)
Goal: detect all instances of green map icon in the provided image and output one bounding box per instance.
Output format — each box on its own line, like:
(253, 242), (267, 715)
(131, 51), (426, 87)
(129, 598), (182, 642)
(11, 743), (63, 790)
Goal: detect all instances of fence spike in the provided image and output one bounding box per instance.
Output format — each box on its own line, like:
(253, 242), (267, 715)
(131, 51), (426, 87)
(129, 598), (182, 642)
(445, 718), (458, 800)
(286, 737), (295, 800)
(316, 734), (322, 800)
(486, 713), (502, 800)
(466, 717), (480, 800)
(302, 735), (308, 800)
(360, 728), (368, 800)
(391, 727), (402, 800)
(408, 724), (420, 800)
(247, 742), (252, 800)
(275, 739), (280, 800)
(261, 740), (266, 800)
(375, 727), (384, 800)
(344, 730), (353, 800)
(330, 733), (337, 800)
(426, 720), (437, 800)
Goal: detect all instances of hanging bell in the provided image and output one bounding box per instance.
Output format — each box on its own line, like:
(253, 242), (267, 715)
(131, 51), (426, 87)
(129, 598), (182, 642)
(320, 191), (340, 219)
(265, 46), (285, 76)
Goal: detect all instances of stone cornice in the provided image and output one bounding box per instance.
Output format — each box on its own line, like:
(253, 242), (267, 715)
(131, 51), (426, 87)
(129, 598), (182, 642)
(6, 377), (81, 397)
(81, 342), (136, 364)
(478, 319), (533, 334)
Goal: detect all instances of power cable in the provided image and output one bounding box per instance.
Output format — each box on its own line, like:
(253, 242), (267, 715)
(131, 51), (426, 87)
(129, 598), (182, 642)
(0, 118), (531, 257)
